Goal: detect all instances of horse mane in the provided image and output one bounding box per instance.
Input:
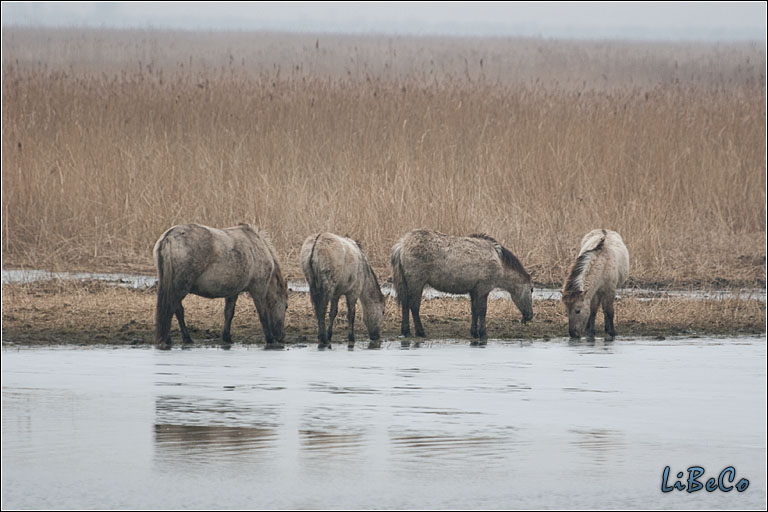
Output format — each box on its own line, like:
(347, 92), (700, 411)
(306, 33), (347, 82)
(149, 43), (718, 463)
(358, 243), (384, 299)
(562, 233), (606, 302)
(469, 233), (529, 278)
(246, 224), (287, 294)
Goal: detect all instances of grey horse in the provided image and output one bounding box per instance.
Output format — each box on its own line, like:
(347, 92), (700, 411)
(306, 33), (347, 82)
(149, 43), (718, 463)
(153, 223), (287, 350)
(562, 229), (629, 340)
(300, 232), (386, 349)
(391, 229), (533, 344)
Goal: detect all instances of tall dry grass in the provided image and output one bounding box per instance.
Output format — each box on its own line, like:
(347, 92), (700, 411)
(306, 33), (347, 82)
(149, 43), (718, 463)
(2, 27), (766, 286)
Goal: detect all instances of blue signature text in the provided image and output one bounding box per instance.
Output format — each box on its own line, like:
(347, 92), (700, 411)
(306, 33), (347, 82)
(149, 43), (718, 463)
(662, 466), (749, 493)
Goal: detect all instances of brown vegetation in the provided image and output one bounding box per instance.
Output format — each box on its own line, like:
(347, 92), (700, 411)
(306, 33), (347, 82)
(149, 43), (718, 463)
(2, 27), (766, 288)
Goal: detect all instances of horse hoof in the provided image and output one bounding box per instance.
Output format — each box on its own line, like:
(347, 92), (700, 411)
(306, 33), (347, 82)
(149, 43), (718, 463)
(367, 341), (382, 350)
(220, 344), (232, 351)
(155, 343), (172, 351)
(264, 343), (285, 350)
(347, 343), (355, 351)
(318, 343), (332, 350)
(400, 340), (411, 349)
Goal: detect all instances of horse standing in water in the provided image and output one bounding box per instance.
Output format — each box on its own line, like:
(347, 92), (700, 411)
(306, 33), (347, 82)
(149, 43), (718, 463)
(153, 223), (288, 350)
(301, 233), (386, 349)
(562, 229), (630, 340)
(391, 229), (534, 344)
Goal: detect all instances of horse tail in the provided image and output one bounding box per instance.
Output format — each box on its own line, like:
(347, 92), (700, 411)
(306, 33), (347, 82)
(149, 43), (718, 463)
(306, 233), (323, 294)
(390, 241), (408, 306)
(154, 233), (176, 346)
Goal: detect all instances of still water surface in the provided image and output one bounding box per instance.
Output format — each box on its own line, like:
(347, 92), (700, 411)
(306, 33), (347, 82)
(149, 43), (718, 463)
(2, 338), (766, 509)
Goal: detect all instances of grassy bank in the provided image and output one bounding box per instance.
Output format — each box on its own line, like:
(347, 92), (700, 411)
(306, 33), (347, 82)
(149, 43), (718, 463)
(2, 281), (764, 347)
(2, 28), (766, 287)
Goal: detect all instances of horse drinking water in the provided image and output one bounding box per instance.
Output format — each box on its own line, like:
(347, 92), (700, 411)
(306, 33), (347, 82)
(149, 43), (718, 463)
(153, 223), (288, 350)
(301, 233), (386, 349)
(391, 229), (533, 344)
(562, 229), (630, 340)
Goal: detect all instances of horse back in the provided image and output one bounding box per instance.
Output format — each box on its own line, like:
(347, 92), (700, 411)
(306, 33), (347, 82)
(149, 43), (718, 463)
(159, 223), (275, 298)
(301, 232), (363, 295)
(590, 230), (630, 293)
(399, 230), (502, 293)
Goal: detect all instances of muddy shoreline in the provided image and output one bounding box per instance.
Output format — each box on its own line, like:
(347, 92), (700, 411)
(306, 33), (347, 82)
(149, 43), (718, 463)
(2, 281), (764, 347)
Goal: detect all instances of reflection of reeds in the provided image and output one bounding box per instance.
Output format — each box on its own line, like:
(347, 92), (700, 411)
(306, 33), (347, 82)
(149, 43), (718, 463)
(2, 28), (765, 287)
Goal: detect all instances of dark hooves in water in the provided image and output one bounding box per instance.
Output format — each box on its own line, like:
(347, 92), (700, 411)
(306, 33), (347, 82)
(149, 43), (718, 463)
(318, 343), (332, 350)
(367, 341), (382, 350)
(264, 342), (285, 350)
(155, 343), (172, 351)
(469, 339), (488, 347)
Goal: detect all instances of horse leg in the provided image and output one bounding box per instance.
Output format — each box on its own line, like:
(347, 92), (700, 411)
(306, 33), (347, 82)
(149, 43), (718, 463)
(327, 294), (341, 345)
(400, 298), (411, 337)
(409, 289), (426, 338)
(310, 287), (330, 349)
(586, 297), (599, 338)
(346, 294), (357, 347)
(469, 291), (480, 339)
(156, 286), (187, 349)
(603, 296), (616, 340)
(476, 293), (489, 344)
(175, 302), (193, 345)
(222, 295), (238, 346)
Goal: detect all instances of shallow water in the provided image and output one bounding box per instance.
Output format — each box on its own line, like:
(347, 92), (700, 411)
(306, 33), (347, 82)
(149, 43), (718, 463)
(3, 268), (765, 301)
(2, 337), (766, 509)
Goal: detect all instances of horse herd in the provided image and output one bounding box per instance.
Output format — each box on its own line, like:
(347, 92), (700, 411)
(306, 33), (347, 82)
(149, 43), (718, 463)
(153, 224), (630, 350)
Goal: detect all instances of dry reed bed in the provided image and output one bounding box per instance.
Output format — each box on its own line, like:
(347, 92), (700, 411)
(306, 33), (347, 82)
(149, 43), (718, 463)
(1, 281), (764, 346)
(2, 28), (766, 287)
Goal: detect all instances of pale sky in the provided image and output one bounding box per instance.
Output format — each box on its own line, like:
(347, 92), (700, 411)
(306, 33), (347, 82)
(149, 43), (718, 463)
(2, 1), (766, 40)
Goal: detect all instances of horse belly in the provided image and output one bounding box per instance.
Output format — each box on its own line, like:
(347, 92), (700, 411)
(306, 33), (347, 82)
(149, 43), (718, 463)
(425, 268), (478, 295)
(191, 266), (251, 298)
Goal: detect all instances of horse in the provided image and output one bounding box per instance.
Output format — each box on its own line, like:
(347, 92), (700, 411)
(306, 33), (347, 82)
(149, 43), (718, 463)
(153, 223), (288, 350)
(300, 233), (386, 349)
(562, 229), (630, 340)
(391, 229), (534, 344)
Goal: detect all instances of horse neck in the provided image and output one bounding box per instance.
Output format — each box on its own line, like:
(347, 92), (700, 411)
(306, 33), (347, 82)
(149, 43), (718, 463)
(577, 253), (606, 300)
(501, 265), (528, 291)
(266, 262), (287, 304)
(359, 262), (383, 308)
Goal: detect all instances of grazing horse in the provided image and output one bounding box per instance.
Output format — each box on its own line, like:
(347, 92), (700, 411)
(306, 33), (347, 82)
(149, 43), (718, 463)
(391, 229), (533, 344)
(562, 229), (630, 340)
(153, 223), (288, 350)
(300, 233), (386, 349)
